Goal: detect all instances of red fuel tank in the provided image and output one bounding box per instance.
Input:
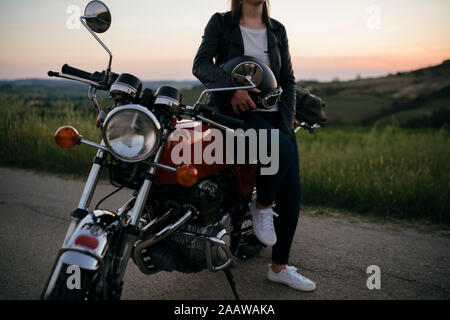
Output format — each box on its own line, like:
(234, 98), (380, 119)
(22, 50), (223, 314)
(154, 119), (257, 198)
(154, 119), (229, 185)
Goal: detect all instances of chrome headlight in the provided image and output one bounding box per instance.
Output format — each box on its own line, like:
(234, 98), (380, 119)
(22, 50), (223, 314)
(102, 105), (161, 162)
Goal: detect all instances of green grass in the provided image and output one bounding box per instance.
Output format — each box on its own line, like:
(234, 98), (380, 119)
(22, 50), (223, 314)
(323, 95), (392, 125)
(0, 100), (101, 176)
(1, 99), (449, 224)
(298, 126), (450, 223)
(375, 97), (450, 127)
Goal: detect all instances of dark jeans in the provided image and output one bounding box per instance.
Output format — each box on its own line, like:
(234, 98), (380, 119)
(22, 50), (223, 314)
(243, 112), (302, 265)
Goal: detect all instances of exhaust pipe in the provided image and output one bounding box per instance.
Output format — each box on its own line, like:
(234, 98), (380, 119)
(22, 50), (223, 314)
(133, 209), (192, 274)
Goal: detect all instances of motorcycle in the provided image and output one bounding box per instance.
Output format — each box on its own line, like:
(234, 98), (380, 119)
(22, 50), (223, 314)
(41, 0), (320, 300)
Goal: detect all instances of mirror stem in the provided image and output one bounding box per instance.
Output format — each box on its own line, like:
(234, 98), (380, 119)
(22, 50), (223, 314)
(194, 84), (256, 107)
(80, 17), (113, 77)
(194, 75), (256, 107)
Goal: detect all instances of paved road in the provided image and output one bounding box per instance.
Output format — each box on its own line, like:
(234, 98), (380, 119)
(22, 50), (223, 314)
(0, 167), (449, 300)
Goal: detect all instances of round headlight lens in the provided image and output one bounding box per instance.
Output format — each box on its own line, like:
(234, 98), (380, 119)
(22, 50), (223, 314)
(103, 105), (161, 162)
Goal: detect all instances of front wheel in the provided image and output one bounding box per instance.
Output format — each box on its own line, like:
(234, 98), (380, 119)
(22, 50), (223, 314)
(41, 262), (98, 300)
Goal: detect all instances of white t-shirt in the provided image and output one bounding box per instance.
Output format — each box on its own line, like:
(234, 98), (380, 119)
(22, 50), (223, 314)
(239, 25), (271, 68)
(239, 25), (279, 112)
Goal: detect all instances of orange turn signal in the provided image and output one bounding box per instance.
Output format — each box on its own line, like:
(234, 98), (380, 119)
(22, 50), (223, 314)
(54, 126), (80, 149)
(176, 165), (199, 187)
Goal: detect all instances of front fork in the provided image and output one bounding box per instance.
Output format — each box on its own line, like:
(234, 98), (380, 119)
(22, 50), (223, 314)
(62, 143), (106, 246)
(112, 140), (166, 283)
(62, 131), (168, 285)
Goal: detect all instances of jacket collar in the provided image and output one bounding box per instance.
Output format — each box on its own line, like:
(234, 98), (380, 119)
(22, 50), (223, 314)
(267, 19), (280, 31)
(225, 11), (279, 50)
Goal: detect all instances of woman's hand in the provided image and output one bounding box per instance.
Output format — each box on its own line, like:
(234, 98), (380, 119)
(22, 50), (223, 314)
(231, 88), (261, 115)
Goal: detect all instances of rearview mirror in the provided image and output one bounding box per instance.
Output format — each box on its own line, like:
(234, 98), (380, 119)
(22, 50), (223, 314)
(84, 0), (112, 33)
(80, 0), (113, 75)
(231, 62), (263, 87)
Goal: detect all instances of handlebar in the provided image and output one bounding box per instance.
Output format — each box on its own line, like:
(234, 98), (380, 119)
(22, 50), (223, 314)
(195, 105), (320, 134)
(61, 64), (93, 81)
(195, 104), (245, 129)
(48, 64), (113, 90)
(294, 121), (321, 134)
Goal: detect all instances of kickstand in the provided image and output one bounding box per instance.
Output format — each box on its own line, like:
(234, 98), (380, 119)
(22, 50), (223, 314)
(223, 268), (240, 300)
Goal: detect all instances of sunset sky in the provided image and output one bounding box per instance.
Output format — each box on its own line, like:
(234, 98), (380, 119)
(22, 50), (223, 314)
(0, 0), (449, 81)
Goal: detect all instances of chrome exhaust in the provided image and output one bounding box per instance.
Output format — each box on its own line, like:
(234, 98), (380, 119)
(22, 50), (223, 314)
(133, 209), (192, 274)
(176, 230), (235, 272)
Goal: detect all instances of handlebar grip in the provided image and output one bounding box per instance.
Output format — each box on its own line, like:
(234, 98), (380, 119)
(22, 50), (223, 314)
(61, 64), (92, 80)
(197, 104), (245, 129)
(48, 71), (59, 77)
(196, 104), (216, 115)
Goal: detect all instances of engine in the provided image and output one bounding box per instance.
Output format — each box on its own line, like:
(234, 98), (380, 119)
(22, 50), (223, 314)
(137, 173), (237, 274)
(168, 209), (233, 270)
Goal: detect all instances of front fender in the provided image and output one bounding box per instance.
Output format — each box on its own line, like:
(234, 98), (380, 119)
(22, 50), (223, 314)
(59, 209), (121, 270)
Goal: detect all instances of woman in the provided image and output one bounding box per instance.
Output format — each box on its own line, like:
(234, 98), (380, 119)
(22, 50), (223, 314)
(193, 0), (316, 292)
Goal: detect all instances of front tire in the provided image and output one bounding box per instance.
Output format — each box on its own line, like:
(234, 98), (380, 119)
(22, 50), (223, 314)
(41, 262), (97, 300)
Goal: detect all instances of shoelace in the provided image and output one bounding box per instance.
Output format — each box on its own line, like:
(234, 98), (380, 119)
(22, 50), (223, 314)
(259, 209), (279, 232)
(285, 266), (308, 282)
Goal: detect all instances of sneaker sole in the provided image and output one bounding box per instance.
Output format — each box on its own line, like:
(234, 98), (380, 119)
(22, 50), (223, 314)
(267, 275), (316, 292)
(254, 230), (277, 246)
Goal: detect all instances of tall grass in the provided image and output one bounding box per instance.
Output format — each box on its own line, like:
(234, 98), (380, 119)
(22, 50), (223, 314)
(0, 100), (101, 176)
(1, 100), (449, 223)
(298, 126), (450, 223)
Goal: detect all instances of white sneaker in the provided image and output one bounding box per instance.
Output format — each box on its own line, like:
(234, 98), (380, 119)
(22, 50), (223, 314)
(267, 265), (316, 292)
(250, 200), (278, 246)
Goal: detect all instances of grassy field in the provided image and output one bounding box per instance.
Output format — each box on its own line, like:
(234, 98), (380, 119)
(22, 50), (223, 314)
(1, 96), (448, 224)
(0, 98), (101, 176)
(298, 126), (449, 223)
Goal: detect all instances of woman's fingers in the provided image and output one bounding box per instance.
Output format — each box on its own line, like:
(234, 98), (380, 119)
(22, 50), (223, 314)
(238, 102), (249, 113)
(237, 99), (256, 112)
(246, 89), (258, 109)
(232, 103), (240, 115)
(242, 97), (255, 112)
(247, 96), (257, 109)
(231, 89), (259, 113)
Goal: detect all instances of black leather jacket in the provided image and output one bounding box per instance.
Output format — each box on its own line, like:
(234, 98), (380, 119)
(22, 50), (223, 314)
(192, 11), (296, 135)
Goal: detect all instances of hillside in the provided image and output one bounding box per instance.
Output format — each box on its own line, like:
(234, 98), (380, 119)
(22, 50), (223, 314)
(300, 60), (450, 127)
(1, 60), (449, 128)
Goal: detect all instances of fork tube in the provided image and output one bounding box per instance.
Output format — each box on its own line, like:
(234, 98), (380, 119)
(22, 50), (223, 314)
(78, 142), (106, 211)
(127, 131), (166, 226)
(114, 131), (168, 282)
(62, 142), (106, 245)
(62, 219), (80, 246)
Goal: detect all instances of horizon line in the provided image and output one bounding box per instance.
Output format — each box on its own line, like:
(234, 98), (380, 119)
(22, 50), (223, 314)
(1, 58), (448, 84)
